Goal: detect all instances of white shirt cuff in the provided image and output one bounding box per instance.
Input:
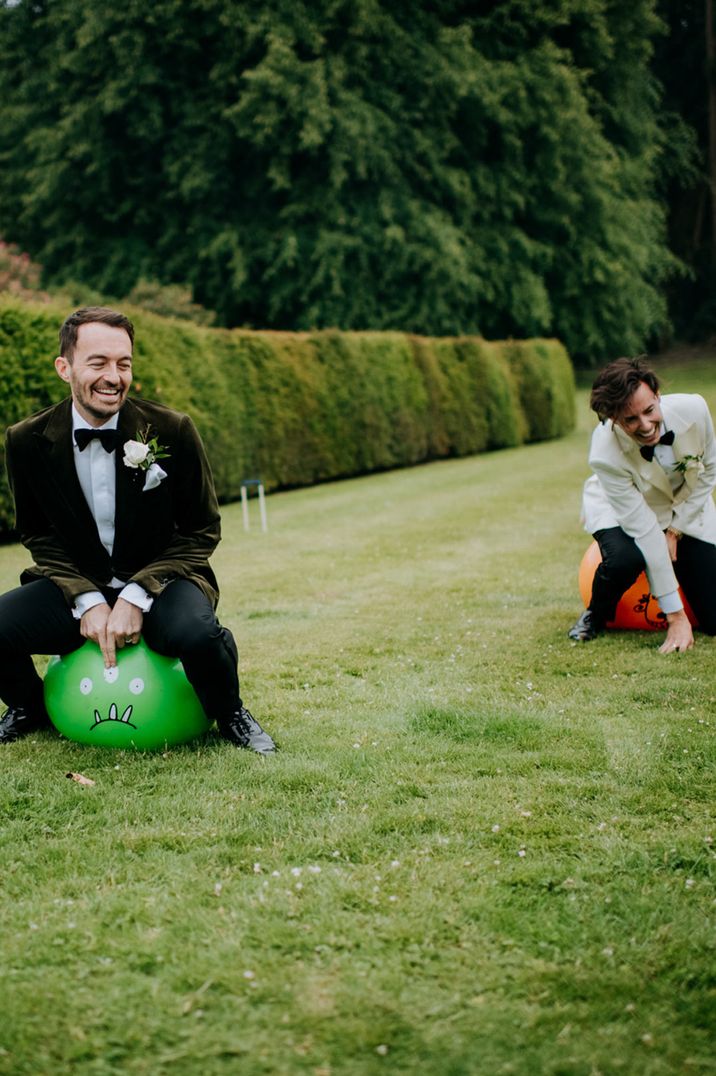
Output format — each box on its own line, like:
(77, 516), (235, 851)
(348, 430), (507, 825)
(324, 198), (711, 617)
(656, 589), (683, 615)
(118, 582), (154, 612)
(72, 591), (107, 620)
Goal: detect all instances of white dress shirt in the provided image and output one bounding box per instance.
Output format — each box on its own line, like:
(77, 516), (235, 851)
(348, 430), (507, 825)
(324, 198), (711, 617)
(71, 406), (153, 619)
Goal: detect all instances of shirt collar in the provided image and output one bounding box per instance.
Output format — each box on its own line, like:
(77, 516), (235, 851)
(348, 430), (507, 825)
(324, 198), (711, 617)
(71, 405), (120, 433)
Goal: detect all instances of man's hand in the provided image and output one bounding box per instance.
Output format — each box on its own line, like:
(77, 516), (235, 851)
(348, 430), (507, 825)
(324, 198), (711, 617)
(80, 602), (114, 666)
(80, 598), (143, 668)
(665, 527), (681, 562)
(659, 609), (694, 654)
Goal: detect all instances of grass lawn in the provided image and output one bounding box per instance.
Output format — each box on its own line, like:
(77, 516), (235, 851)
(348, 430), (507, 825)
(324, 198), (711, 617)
(0, 352), (714, 1075)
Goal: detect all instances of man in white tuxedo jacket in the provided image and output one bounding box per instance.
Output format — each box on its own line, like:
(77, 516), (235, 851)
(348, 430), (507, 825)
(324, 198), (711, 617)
(569, 356), (716, 654)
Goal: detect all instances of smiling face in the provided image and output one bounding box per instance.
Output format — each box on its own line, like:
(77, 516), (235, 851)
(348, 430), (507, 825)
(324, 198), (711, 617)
(616, 382), (664, 448)
(54, 321), (133, 426)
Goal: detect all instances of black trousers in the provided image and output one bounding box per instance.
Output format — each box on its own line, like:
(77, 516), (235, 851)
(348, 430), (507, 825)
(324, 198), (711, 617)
(0, 578), (242, 721)
(590, 527), (716, 635)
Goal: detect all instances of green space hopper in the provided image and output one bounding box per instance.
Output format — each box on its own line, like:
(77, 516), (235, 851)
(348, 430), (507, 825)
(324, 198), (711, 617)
(44, 639), (210, 750)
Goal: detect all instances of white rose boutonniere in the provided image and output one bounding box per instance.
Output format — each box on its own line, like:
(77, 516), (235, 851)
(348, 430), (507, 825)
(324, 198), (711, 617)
(123, 428), (170, 492)
(123, 440), (151, 467)
(673, 453), (704, 477)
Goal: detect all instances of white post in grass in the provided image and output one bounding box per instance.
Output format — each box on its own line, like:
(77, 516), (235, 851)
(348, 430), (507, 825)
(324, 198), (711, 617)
(240, 479), (268, 533)
(258, 483), (268, 532)
(241, 485), (250, 532)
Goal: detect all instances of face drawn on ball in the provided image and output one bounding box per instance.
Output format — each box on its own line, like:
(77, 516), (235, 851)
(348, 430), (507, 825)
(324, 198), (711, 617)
(76, 665), (147, 732)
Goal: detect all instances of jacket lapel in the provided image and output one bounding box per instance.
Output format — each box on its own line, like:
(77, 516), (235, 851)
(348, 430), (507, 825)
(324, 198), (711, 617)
(612, 423), (674, 498)
(113, 401), (147, 556)
(39, 400), (107, 545)
(672, 426), (702, 496)
(661, 400), (702, 498)
(633, 452), (675, 498)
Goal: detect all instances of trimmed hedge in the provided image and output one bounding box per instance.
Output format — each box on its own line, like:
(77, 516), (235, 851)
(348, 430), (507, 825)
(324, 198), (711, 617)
(0, 299), (575, 538)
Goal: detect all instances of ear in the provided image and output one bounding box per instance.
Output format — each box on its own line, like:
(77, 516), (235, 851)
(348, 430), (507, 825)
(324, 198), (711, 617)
(55, 356), (71, 382)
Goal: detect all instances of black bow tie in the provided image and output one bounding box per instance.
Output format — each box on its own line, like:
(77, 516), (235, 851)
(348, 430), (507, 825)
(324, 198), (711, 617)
(640, 429), (674, 461)
(74, 428), (119, 453)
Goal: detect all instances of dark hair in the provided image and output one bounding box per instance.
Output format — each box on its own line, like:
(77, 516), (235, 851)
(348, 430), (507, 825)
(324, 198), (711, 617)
(59, 307), (135, 361)
(589, 356), (660, 421)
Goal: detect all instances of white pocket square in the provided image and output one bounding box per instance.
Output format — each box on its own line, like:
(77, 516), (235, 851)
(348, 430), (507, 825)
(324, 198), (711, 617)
(142, 463), (167, 492)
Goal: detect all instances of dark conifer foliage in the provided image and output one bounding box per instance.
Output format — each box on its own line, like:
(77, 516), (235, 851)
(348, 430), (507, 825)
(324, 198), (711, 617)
(654, 0), (716, 341)
(0, 0), (693, 360)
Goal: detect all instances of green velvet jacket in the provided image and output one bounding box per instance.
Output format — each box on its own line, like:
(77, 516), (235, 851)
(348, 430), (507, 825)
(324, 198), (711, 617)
(5, 396), (221, 608)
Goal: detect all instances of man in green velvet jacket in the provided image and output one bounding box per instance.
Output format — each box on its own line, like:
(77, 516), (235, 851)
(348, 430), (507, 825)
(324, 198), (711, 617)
(0, 306), (275, 752)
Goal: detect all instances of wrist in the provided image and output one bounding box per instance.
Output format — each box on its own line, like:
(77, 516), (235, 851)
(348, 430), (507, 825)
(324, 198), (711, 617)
(665, 609), (688, 623)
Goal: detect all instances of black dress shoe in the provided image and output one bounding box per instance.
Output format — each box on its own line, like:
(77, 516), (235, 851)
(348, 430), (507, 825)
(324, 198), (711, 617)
(568, 609), (604, 642)
(218, 707), (276, 754)
(0, 705), (51, 743)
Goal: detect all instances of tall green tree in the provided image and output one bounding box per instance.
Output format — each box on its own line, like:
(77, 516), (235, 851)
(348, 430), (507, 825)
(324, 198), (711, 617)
(0, 0), (684, 361)
(654, 0), (716, 340)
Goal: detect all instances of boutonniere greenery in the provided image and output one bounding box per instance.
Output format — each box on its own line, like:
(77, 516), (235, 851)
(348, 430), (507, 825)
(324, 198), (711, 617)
(123, 428), (170, 491)
(673, 453), (704, 475)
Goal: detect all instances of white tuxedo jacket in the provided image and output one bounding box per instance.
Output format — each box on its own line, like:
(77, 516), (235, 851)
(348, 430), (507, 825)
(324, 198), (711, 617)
(582, 393), (716, 598)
